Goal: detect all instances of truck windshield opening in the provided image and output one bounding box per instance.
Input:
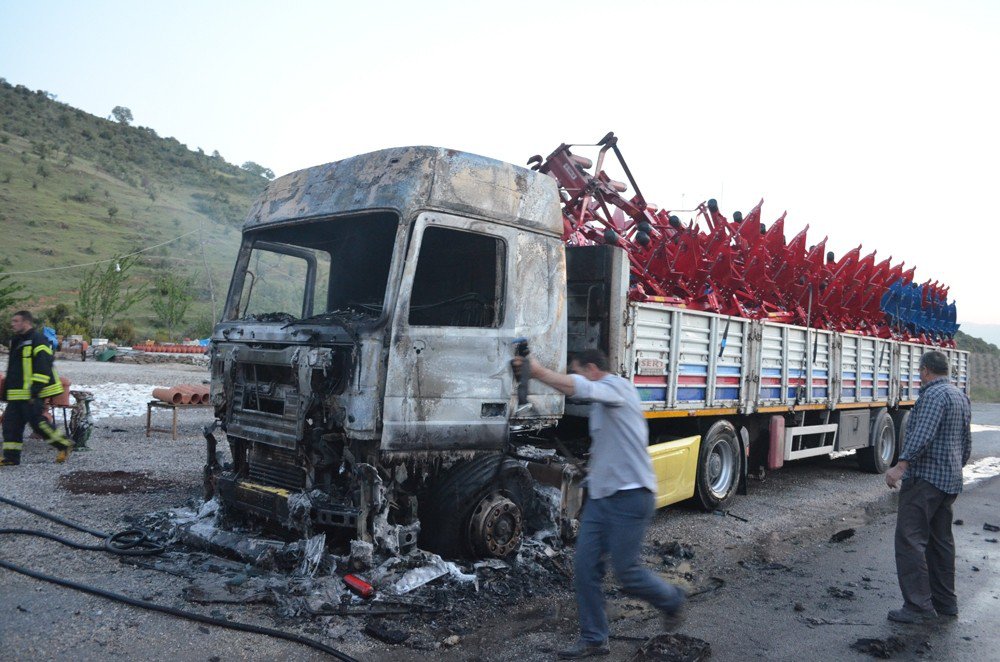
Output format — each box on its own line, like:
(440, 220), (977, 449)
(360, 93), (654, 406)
(232, 211), (398, 322)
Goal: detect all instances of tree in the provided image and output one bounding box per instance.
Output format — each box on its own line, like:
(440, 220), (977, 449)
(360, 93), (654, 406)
(111, 106), (133, 126)
(150, 272), (194, 341)
(30, 140), (51, 159)
(76, 254), (147, 338)
(0, 266), (27, 313)
(241, 161), (276, 180)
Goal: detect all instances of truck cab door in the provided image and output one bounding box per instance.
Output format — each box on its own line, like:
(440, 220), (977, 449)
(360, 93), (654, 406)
(382, 212), (514, 451)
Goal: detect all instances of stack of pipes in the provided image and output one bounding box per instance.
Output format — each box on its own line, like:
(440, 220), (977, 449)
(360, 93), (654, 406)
(151, 384), (210, 405)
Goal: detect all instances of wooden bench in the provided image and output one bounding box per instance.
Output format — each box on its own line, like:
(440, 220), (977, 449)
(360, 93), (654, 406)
(146, 400), (213, 439)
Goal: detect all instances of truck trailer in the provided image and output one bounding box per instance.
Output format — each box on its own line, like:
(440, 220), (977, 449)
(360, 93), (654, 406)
(205, 144), (968, 559)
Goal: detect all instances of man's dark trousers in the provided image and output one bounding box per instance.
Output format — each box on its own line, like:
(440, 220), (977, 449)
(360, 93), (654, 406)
(896, 477), (958, 614)
(574, 487), (685, 643)
(2, 400), (70, 463)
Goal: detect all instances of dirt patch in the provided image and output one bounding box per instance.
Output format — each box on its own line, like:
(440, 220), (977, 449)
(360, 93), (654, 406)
(57, 470), (179, 495)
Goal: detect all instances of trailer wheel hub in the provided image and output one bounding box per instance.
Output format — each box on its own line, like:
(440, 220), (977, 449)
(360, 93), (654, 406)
(708, 453), (723, 480)
(469, 493), (522, 558)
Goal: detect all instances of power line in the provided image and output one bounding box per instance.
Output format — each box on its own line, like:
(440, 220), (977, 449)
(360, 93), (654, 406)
(6, 229), (201, 275)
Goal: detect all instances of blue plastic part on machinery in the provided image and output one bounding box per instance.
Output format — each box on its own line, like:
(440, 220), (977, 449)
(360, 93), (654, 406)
(880, 280), (959, 339)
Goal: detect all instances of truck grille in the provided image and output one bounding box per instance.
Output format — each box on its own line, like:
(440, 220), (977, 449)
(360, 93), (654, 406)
(248, 444), (306, 490)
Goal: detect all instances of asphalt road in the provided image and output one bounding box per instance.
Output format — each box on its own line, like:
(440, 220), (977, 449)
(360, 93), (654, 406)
(1, 377), (998, 661)
(418, 403), (1000, 661)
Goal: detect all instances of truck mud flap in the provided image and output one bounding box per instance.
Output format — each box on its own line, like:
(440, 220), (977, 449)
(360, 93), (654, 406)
(738, 426), (749, 496)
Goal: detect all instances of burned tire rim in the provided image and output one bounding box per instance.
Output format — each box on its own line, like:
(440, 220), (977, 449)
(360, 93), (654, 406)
(468, 492), (522, 558)
(705, 435), (738, 499)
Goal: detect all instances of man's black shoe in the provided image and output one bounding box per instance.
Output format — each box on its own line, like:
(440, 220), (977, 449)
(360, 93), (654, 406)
(887, 607), (937, 623)
(932, 601), (958, 617)
(556, 640), (610, 659)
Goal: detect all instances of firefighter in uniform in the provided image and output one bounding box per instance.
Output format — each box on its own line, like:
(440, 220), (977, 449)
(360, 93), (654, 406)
(1, 310), (72, 466)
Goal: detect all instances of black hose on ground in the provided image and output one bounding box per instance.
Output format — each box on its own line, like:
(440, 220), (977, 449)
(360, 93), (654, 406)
(0, 493), (164, 555)
(0, 493), (360, 661)
(0, 492), (112, 537)
(0, 557), (359, 661)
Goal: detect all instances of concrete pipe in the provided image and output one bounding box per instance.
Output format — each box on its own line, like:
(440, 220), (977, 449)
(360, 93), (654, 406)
(152, 387), (185, 405)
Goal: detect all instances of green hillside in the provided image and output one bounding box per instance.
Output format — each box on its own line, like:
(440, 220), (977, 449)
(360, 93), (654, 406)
(956, 330), (1000, 356)
(0, 78), (268, 341)
(957, 330), (1000, 402)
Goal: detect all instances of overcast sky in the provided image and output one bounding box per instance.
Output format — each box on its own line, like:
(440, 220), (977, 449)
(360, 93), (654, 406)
(2, 0), (998, 325)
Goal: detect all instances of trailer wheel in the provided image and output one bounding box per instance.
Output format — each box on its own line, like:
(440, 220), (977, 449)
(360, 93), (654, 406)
(890, 409), (911, 465)
(857, 409), (895, 474)
(418, 455), (533, 560)
(694, 420), (741, 511)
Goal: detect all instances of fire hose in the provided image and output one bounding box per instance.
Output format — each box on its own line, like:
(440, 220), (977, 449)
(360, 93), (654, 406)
(0, 494), (359, 661)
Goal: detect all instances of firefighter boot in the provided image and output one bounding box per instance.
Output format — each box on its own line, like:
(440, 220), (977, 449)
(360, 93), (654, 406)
(1, 442), (23, 466)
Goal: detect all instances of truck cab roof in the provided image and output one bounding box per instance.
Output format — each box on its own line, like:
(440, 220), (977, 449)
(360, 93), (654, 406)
(242, 146), (563, 237)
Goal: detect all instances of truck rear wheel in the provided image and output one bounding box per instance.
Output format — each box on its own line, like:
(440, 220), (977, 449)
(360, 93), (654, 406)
(857, 409), (895, 474)
(890, 409), (911, 465)
(694, 420), (740, 511)
(418, 455), (533, 559)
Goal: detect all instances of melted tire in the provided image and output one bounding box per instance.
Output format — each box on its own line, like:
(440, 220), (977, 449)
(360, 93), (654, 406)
(694, 420), (740, 511)
(418, 455), (532, 559)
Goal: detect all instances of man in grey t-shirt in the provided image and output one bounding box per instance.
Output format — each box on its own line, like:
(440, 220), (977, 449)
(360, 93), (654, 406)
(515, 348), (685, 659)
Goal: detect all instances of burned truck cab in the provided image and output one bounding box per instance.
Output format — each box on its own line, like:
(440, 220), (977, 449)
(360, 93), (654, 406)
(209, 147), (567, 558)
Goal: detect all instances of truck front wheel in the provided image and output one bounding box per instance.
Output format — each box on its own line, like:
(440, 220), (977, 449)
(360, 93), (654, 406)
(418, 455), (533, 559)
(694, 420), (740, 511)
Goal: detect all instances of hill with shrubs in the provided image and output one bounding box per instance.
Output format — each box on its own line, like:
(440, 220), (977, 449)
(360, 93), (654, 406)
(0, 77), (270, 344)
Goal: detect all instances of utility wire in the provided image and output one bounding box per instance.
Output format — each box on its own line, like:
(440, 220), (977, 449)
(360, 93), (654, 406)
(5, 229), (201, 275)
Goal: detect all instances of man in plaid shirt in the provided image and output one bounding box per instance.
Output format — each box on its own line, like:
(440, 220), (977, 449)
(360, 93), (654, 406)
(884, 350), (972, 623)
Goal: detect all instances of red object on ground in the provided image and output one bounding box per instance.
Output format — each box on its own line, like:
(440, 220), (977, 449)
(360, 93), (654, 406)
(47, 376), (72, 407)
(343, 574), (375, 599)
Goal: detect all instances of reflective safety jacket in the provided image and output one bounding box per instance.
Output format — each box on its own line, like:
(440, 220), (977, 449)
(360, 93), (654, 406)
(3, 329), (64, 401)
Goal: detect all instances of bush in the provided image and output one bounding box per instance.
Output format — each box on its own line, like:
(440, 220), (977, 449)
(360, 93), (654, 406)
(107, 320), (136, 345)
(56, 318), (89, 340)
(189, 314), (217, 339)
(42, 303), (74, 325)
(68, 188), (91, 203)
(971, 385), (1000, 403)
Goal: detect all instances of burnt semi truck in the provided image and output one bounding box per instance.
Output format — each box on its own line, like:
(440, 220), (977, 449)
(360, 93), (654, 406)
(205, 142), (969, 559)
